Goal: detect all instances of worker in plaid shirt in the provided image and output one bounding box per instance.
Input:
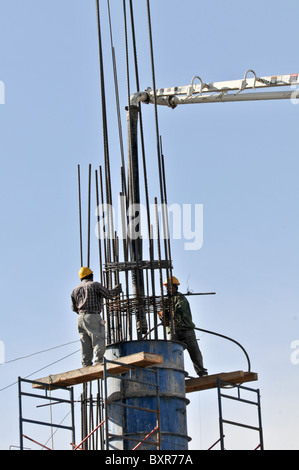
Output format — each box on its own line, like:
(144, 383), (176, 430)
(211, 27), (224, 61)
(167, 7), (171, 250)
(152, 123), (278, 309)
(71, 267), (122, 367)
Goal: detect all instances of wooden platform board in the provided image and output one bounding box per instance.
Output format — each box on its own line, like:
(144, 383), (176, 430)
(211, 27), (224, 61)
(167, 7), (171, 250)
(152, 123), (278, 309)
(185, 370), (258, 393)
(32, 351), (163, 390)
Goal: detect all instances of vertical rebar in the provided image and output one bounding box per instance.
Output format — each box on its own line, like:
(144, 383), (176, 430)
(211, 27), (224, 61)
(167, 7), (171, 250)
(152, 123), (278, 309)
(149, 225), (159, 338)
(114, 235), (122, 343)
(95, 0), (114, 276)
(95, 169), (103, 284)
(99, 166), (107, 274)
(99, 165), (111, 344)
(154, 198), (167, 340)
(119, 191), (131, 341)
(160, 139), (175, 337)
(87, 164), (92, 268)
(77, 165), (83, 267)
(129, 0), (152, 245)
(145, 268), (151, 339)
(107, 0), (127, 198)
(160, 137), (172, 270)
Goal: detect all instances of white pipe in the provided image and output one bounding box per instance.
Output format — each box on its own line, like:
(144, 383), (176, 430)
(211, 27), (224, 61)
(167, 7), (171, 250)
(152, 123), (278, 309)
(131, 90), (295, 108)
(129, 91), (150, 107)
(151, 90), (295, 107)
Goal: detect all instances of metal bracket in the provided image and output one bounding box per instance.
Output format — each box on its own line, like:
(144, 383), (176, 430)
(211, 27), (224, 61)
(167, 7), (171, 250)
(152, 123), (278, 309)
(187, 75), (209, 97)
(235, 69), (257, 95)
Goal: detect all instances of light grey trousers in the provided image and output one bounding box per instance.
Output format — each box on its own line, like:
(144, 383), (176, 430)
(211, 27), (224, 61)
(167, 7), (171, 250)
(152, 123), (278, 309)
(77, 313), (105, 367)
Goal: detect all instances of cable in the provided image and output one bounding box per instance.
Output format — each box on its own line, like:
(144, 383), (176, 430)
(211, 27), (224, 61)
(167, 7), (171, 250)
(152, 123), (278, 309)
(0, 349), (80, 393)
(144, 322), (251, 372)
(193, 326), (251, 373)
(0, 340), (80, 366)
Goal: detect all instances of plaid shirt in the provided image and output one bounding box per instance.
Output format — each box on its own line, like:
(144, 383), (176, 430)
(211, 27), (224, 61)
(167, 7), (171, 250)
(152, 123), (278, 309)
(71, 279), (120, 314)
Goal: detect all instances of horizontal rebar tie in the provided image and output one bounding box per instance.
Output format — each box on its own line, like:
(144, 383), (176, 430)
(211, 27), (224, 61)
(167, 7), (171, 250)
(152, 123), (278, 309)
(104, 260), (172, 272)
(105, 296), (169, 314)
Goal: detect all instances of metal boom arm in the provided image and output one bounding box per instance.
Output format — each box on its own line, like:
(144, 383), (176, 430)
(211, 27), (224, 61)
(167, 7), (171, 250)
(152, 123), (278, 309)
(131, 69), (299, 107)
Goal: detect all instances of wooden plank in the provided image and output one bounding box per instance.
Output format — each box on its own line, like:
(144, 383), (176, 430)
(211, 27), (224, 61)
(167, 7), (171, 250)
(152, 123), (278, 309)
(32, 352), (163, 390)
(185, 371), (258, 393)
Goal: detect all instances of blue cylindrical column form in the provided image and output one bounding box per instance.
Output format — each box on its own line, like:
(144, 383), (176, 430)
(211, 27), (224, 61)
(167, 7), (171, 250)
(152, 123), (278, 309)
(105, 340), (190, 450)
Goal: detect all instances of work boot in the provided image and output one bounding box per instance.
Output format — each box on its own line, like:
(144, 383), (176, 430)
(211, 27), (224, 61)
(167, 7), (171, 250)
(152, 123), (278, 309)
(197, 367), (208, 377)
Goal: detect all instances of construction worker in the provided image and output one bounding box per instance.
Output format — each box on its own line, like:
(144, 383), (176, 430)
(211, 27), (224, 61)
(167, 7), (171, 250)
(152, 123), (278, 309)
(159, 276), (208, 377)
(71, 267), (122, 367)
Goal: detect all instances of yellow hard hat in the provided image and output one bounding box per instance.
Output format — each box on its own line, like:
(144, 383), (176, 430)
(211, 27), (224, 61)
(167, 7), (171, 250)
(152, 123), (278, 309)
(79, 267), (93, 279)
(163, 276), (180, 286)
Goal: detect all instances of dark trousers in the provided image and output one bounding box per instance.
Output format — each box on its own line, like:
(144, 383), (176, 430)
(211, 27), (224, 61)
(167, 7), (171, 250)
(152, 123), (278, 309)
(172, 328), (204, 376)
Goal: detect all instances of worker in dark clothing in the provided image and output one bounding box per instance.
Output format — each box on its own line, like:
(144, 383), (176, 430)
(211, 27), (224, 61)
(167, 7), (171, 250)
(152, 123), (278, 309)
(71, 267), (122, 367)
(159, 276), (208, 377)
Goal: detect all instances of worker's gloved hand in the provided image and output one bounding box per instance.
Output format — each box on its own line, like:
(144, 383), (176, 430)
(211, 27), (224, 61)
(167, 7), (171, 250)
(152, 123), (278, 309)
(115, 283), (122, 294)
(157, 310), (170, 326)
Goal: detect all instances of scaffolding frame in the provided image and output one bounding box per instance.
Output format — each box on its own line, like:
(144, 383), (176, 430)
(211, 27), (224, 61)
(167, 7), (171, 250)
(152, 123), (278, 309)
(217, 379), (264, 450)
(18, 377), (75, 451)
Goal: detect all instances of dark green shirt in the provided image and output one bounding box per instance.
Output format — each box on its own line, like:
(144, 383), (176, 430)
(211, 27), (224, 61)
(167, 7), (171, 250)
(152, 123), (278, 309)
(173, 292), (195, 330)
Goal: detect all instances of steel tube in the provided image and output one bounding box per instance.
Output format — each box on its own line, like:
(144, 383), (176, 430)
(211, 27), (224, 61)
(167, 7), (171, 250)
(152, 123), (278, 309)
(132, 90), (295, 108)
(158, 90), (295, 107)
(127, 104), (147, 337)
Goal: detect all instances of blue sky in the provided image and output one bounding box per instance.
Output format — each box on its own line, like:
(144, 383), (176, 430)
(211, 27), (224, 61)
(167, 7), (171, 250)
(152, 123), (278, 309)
(0, 0), (299, 450)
